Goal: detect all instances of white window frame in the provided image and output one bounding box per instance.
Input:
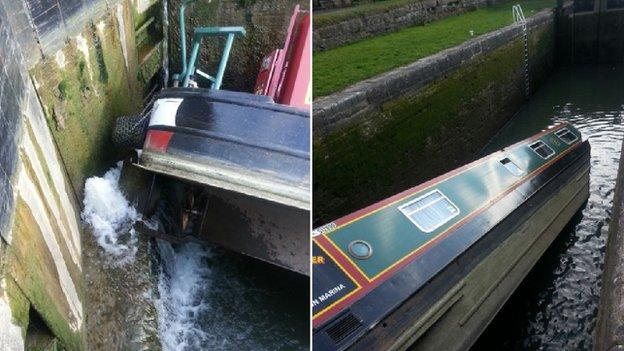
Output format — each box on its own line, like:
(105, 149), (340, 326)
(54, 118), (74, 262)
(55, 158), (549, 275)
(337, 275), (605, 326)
(555, 128), (579, 145)
(398, 189), (460, 233)
(529, 140), (555, 159)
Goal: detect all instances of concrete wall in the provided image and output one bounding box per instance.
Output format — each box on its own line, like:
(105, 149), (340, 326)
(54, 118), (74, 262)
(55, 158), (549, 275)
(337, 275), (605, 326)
(168, 0), (309, 92)
(313, 0), (490, 52)
(595, 137), (624, 351)
(313, 10), (555, 224)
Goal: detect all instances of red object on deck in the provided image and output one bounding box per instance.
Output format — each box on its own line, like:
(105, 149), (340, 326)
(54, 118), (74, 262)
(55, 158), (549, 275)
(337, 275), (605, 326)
(254, 5), (311, 109)
(144, 130), (173, 153)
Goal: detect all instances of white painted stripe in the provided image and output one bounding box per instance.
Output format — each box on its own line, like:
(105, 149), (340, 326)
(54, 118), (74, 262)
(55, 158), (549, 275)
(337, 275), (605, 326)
(149, 98), (182, 127)
(20, 131), (81, 269)
(17, 170), (83, 330)
(115, 4), (129, 70)
(24, 83), (82, 253)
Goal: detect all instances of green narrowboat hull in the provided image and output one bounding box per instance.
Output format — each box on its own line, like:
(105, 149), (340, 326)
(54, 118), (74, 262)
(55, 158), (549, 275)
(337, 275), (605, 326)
(312, 123), (591, 350)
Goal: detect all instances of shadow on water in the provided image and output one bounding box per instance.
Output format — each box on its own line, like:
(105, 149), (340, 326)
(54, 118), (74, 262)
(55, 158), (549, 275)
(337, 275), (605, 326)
(473, 65), (624, 350)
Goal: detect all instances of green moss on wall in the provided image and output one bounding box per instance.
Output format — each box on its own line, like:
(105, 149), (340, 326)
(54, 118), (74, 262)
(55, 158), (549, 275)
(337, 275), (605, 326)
(5, 276), (30, 336)
(313, 25), (554, 224)
(132, 0), (162, 31)
(137, 42), (163, 91)
(31, 14), (142, 195)
(6, 200), (85, 350)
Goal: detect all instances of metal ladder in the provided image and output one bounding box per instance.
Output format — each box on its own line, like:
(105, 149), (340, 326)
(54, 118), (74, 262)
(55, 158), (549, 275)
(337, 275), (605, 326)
(513, 4), (530, 98)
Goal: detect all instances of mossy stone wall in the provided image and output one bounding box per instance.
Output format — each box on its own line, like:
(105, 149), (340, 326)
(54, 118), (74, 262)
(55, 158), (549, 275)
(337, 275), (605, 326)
(313, 20), (555, 225)
(0, 1), (163, 349)
(313, 0), (490, 52)
(31, 5), (145, 195)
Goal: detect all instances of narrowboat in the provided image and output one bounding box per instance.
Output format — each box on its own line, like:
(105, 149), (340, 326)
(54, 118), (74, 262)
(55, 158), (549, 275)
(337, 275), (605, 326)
(114, 3), (311, 275)
(312, 123), (590, 350)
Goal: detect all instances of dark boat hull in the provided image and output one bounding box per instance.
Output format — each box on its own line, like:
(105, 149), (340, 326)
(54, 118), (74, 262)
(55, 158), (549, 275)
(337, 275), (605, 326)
(197, 185), (310, 276)
(137, 87), (310, 275)
(351, 141), (590, 350)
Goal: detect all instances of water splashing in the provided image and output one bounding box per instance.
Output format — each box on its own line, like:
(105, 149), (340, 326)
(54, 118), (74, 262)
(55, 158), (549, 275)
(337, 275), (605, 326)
(81, 163), (308, 350)
(81, 162), (140, 265)
(156, 241), (213, 350)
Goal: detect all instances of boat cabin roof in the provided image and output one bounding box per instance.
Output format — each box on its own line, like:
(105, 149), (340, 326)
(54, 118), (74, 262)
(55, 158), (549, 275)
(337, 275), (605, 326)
(312, 123), (585, 328)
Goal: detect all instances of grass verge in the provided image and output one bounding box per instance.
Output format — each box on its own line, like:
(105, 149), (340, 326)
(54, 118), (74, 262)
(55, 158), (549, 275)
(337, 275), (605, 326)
(313, 0), (555, 98)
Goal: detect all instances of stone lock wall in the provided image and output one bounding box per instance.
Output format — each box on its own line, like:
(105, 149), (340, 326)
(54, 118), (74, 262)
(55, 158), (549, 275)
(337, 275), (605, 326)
(313, 0), (499, 52)
(0, 0), (164, 349)
(313, 10), (556, 225)
(0, 0), (87, 348)
(313, 0), (354, 11)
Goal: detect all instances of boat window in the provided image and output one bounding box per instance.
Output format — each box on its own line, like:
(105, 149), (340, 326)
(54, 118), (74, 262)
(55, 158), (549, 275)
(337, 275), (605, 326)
(555, 128), (579, 145)
(529, 140), (555, 159)
(398, 190), (460, 233)
(348, 240), (373, 259)
(500, 157), (523, 176)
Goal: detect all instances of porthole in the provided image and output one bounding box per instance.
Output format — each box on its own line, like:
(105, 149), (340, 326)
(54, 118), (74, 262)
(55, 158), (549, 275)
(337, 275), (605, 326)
(348, 240), (373, 259)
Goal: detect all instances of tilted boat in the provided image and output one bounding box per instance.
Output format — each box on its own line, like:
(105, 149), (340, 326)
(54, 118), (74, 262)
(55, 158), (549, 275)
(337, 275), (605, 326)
(312, 123), (590, 350)
(114, 2), (311, 275)
(138, 87), (310, 275)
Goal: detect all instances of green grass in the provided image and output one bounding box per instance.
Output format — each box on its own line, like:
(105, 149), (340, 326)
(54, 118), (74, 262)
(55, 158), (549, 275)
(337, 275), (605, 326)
(313, 0), (555, 98)
(314, 0), (421, 27)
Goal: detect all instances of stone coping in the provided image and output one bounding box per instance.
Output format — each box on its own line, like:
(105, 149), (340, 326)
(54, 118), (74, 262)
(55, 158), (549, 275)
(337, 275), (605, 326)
(313, 8), (554, 138)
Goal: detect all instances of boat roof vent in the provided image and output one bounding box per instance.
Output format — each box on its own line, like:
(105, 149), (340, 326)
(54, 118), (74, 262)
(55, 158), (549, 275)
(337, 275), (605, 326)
(529, 140), (555, 159)
(326, 312), (363, 345)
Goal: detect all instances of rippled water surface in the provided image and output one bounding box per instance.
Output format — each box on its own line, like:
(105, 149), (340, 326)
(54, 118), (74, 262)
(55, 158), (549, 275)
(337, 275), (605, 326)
(473, 66), (624, 350)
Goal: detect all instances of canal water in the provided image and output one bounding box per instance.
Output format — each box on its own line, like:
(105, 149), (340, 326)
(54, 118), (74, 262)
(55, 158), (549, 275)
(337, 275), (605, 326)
(82, 165), (309, 350)
(473, 65), (624, 350)
(155, 239), (309, 350)
(153, 198), (309, 351)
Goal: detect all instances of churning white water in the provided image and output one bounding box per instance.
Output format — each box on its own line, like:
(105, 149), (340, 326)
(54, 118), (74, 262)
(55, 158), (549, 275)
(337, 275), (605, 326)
(82, 163), (308, 350)
(154, 237), (308, 351)
(155, 240), (214, 350)
(82, 162), (140, 265)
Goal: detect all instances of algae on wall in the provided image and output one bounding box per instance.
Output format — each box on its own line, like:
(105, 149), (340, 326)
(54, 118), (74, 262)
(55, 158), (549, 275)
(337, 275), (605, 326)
(0, 1), (164, 349)
(31, 9), (143, 195)
(168, 0), (309, 92)
(0, 80), (88, 350)
(313, 25), (555, 224)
